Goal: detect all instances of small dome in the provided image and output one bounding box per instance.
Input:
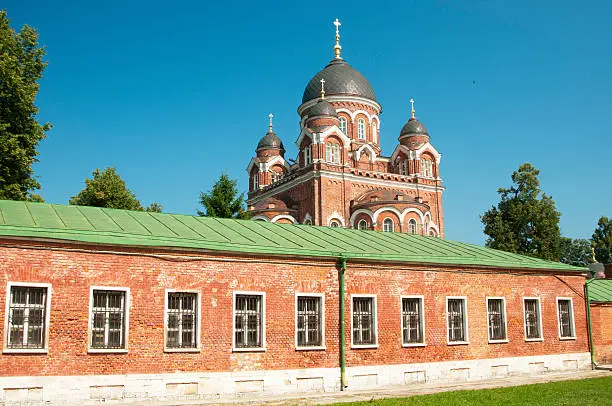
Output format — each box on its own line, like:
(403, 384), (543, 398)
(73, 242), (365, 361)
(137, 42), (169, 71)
(302, 59), (376, 104)
(253, 197), (289, 211)
(305, 99), (338, 118)
(256, 131), (285, 153)
(399, 118), (429, 138)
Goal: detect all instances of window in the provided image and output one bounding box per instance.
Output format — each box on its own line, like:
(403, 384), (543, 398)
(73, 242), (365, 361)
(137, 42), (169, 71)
(372, 122), (378, 142)
(89, 288), (129, 351)
(447, 297), (468, 344)
(357, 119), (366, 140)
(352, 295), (377, 347)
(252, 173), (259, 190)
(524, 298), (542, 341)
(398, 160), (409, 175)
(5, 283), (51, 351)
(165, 291), (199, 350)
(383, 218), (394, 232)
(296, 294), (324, 349)
(326, 142), (340, 164)
(420, 159), (433, 177)
(270, 170), (283, 183)
(338, 117), (347, 134)
(357, 219), (368, 230)
(408, 219), (417, 234)
(487, 298), (507, 342)
(557, 298), (575, 339)
(329, 219), (340, 228)
(401, 296), (425, 346)
(303, 145), (312, 166)
(234, 292), (265, 350)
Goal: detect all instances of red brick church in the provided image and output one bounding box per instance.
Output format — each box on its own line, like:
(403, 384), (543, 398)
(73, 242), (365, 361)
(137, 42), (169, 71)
(247, 19), (443, 236)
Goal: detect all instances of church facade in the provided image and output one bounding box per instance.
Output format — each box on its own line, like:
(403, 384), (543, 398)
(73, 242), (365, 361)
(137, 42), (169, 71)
(247, 21), (444, 236)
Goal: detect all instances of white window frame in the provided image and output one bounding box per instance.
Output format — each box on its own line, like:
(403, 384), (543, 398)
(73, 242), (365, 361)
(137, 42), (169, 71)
(446, 296), (469, 345)
(3, 282), (52, 354)
(523, 297), (544, 342)
(338, 117), (347, 134)
(357, 119), (366, 140)
(164, 289), (201, 353)
(371, 121), (378, 143)
(382, 218), (394, 233)
(303, 145), (312, 166)
(329, 219), (341, 228)
(357, 219), (368, 230)
(232, 291), (266, 352)
(294, 292), (325, 351)
(326, 143), (341, 164)
(486, 297), (509, 343)
(400, 295), (426, 347)
(88, 286), (130, 353)
(252, 173), (259, 190)
(350, 294), (378, 349)
(408, 219), (417, 234)
(556, 297), (576, 340)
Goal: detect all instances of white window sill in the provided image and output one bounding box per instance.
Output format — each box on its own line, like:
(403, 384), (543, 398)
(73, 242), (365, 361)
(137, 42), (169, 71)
(3, 348), (48, 354)
(351, 344), (379, 349)
(164, 347), (201, 353)
(88, 348), (128, 354)
(559, 336), (577, 341)
(232, 347), (266, 352)
(295, 346), (326, 351)
(447, 341), (470, 346)
(402, 343), (426, 348)
(525, 338), (544, 342)
(488, 339), (509, 344)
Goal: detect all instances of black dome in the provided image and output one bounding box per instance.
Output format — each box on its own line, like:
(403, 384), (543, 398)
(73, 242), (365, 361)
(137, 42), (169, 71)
(400, 118), (429, 138)
(305, 99), (338, 118)
(302, 59), (376, 104)
(257, 131), (285, 153)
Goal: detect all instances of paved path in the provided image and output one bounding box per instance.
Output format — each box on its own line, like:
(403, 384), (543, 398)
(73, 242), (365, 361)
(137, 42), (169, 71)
(133, 369), (610, 405)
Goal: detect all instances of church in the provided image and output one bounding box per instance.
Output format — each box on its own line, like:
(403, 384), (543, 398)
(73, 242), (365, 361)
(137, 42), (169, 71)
(247, 19), (443, 236)
(0, 20), (592, 405)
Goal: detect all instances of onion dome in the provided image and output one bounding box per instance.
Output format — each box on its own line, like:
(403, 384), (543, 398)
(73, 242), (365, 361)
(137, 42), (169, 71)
(399, 117), (429, 138)
(256, 113), (285, 154)
(302, 59), (376, 104)
(306, 98), (338, 118)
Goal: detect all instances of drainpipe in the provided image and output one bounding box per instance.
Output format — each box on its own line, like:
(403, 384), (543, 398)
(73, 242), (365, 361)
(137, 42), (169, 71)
(585, 278), (598, 369)
(338, 255), (348, 390)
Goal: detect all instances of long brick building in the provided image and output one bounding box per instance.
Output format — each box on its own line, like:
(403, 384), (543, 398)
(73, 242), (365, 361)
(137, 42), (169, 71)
(0, 200), (590, 404)
(247, 20), (444, 236)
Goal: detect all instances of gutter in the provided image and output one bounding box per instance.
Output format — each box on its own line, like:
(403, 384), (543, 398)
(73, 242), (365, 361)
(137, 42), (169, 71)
(585, 279), (598, 369)
(338, 255), (348, 390)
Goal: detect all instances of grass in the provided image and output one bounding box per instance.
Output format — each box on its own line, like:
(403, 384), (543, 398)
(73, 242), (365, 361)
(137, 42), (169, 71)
(342, 376), (612, 405)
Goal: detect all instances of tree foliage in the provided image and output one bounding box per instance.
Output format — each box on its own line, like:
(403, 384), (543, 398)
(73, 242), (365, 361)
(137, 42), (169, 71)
(481, 163), (562, 261)
(560, 238), (594, 267)
(70, 167), (161, 212)
(0, 10), (51, 201)
(592, 216), (612, 264)
(198, 173), (248, 219)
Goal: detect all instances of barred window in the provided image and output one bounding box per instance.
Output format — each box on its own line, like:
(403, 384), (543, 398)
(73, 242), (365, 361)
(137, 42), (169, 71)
(357, 119), (366, 140)
(6, 286), (48, 349)
(296, 295), (323, 347)
(447, 298), (467, 343)
(270, 170), (283, 183)
(402, 297), (424, 345)
(91, 289), (127, 349)
(352, 296), (376, 346)
(166, 292), (198, 349)
(487, 298), (507, 341)
(558, 299), (575, 338)
(234, 294), (264, 349)
(524, 298), (542, 340)
(338, 117), (347, 134)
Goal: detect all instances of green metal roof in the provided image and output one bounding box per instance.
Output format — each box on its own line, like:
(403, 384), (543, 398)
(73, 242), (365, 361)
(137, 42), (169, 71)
(0, 200), (584, 272)
(587, 279), (612, 302)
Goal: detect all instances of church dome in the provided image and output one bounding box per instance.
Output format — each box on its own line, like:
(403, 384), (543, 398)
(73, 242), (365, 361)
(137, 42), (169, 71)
(302, 59), (376, 104)
(257, 131), (285, 153)
(305, 99), (338, 118)
(400, 118), (429, 138)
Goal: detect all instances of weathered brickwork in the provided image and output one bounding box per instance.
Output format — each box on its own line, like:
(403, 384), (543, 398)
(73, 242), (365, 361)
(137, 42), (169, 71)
(590, 304), (612, 364)
(0, 240), (588, 377)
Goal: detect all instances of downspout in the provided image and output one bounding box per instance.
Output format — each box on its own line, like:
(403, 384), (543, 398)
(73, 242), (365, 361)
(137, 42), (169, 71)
(585, 279), (598, 369)
(338, 255), (348, 390)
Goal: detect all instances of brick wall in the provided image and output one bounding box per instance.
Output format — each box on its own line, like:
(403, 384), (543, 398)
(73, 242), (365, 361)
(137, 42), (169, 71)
(590, 303), (612, 364)
(0, 240), (588, 377)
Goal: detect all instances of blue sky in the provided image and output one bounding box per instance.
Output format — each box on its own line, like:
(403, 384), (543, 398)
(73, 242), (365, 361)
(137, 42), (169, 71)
(4, 0), (611, 244)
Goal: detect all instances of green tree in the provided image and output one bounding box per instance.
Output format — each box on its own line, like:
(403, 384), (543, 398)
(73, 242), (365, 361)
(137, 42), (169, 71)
(559, 238), (594, 267)
(198, 173), (248, 219)
(481, 163), (562, 261)
(145, 202), (163, 213)
(70, 167), (161, 212)
(592, 216), (612, 264)
(0, 10), (51, 201)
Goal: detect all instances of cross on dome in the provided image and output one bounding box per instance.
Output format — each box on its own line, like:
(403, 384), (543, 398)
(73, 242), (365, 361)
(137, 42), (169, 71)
(333, 18), (342, 59)
(410, 98), (416, 119)
(320, 78), (326, 99)
(268, 113), (274, 132)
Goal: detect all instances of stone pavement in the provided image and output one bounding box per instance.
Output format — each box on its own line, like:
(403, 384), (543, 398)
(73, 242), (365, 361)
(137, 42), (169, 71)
(132, 369), (611, 406)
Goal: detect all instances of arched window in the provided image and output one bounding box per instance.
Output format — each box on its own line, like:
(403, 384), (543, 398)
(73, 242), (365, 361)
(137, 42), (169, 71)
(358, 219), (368, 230)
(270, 170), (283, 183)
(252, 173), (259, 190)
(398, 160), (409, 175)
(326, 142), (340, 164)
(383, 218), (394, 232)
(429, 230), (437, 237)
(420, 159), (433, 177)
(303, 145), (312, 166)
(372, 121), (377, 142)
(408, 219), (417, 234)
(357, 119), (366, 140)
(338, 117), (347, 134)
(304, 219), (312, 225)
(329, 220), (340, 228)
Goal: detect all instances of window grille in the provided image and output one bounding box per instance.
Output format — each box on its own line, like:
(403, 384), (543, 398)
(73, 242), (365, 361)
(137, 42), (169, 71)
(558, 299), (574, 338)
(487, 299), (506, 340)
(7, 286), (47, 349)
(383, 218), (394, 232)
(358, 219), (368, 230)
(524, 299), (541, 339)
(235, 295), (263, 348)
(408, 219), (417, 234)
(91, 290), (127, 349)
(270, 170), (283, 183)
(338, 117), (347, 134)
(166, 292), (197, 348)
(447, 298), (466, 342)
(357, 119), (366, 140)
(297, 296), (322, 347)
(352, 297), (375, 345)
(402, 298), (423, 344)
